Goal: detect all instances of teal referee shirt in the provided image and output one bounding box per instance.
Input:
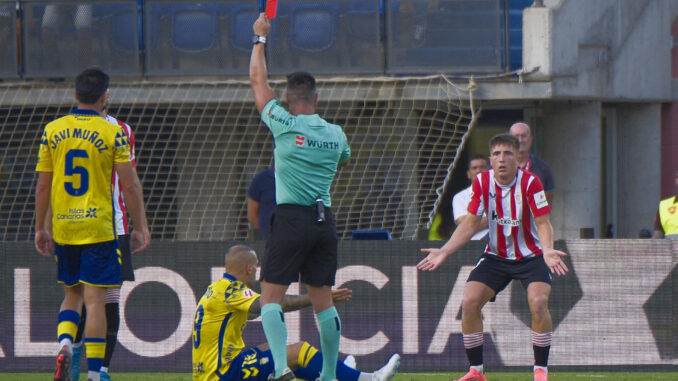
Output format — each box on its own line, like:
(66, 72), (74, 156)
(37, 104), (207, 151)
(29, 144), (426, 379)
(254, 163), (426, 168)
(261, 99), (350, 207)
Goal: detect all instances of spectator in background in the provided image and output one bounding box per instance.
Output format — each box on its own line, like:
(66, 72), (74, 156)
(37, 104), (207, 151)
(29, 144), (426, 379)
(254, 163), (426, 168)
(247, 166), (276, 240)
(453, 154), (490, 241)
(653, 171), (678, 239)
(509, 122), (555, 205)
(428, 197), (455, 240)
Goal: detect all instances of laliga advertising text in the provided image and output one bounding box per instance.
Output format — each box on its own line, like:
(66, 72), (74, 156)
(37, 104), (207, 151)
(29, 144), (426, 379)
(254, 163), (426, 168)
(9, 266), (477, 358)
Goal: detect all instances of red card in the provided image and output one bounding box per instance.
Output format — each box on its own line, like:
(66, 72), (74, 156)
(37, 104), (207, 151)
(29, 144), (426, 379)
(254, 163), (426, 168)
(265, 0), (278, 19)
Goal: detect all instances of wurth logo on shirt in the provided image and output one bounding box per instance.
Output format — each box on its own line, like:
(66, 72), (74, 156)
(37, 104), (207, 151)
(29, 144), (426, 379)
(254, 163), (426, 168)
(307, 139), (340, 149)
(295, 135), (306, 146)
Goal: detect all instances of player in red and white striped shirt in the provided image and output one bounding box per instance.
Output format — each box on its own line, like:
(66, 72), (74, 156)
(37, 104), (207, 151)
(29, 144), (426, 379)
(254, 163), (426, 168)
(418, 134), (568, 381)
(108, 114), (136, 238)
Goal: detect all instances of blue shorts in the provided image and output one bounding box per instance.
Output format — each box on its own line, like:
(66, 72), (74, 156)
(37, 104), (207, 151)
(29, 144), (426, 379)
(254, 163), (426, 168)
(55, 240), (121, 287)
(222, 347), (274, 381)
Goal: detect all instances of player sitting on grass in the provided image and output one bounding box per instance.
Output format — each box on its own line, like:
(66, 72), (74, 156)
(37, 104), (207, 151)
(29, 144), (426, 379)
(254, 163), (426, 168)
(191, 245), (401, 381)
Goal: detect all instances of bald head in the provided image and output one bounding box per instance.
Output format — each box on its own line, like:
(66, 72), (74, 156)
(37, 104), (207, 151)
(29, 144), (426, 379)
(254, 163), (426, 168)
(224, 245), (258, 274)
(509, 122), (530, 135)
(509, 122), (532, 154)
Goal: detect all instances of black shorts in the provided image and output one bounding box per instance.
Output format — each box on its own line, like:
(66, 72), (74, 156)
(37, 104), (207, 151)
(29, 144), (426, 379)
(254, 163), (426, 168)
(467, 254), (552, 296)
(118, 234), (135, 282)
(260, 204), (338, 287)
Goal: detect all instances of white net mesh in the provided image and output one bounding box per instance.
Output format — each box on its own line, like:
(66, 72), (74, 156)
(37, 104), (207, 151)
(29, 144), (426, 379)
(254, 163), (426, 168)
(0, 74), (478, 240)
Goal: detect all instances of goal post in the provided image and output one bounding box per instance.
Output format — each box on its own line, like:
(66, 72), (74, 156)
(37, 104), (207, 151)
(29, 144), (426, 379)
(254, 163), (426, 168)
(0, 74), (478, 241)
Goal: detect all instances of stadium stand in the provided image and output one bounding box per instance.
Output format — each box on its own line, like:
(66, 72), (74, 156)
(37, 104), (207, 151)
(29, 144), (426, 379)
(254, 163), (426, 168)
(287, 1), (341, 70)
(0, 1), (17, 78)
(338, 0), (382, 71)
(508, 0), (534, 70)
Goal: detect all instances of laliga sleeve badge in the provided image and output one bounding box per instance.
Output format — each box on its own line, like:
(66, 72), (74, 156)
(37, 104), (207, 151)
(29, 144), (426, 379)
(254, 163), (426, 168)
(534, 190), (548, 209)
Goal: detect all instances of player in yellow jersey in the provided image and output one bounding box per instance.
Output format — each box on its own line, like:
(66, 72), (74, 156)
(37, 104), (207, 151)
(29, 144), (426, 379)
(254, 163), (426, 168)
(34, 67), (150, 381)
(192, 245), (401, 381)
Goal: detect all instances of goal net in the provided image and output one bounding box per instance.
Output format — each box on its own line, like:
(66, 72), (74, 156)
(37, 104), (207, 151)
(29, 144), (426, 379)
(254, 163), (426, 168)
(0, 74), (478, 241)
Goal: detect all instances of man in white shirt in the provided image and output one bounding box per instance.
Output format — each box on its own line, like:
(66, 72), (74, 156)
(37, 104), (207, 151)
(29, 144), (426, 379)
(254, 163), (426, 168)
(453, 154), (489, 240)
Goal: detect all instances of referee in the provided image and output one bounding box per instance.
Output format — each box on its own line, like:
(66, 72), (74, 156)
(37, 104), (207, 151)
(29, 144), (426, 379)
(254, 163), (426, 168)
(250, 13), (351, 381)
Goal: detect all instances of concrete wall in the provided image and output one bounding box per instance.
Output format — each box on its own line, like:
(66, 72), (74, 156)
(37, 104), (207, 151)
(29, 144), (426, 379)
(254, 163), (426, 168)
(515, 0), (672, 238)
(615, 104), (662, 237)
(528, 101), (660, 239)
(661, 103), (678, 198)
(539, 101), (602, 239)
(524, 0), (675, 101)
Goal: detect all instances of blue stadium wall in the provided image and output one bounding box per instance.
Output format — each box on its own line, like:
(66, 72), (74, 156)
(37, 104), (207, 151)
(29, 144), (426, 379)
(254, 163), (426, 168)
(1, 240), (675, 372)
(1, 0), (532, 78)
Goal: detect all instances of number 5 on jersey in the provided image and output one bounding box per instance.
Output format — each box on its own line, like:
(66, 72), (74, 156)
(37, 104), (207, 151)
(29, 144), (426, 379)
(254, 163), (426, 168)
(65, 149), (89, 196)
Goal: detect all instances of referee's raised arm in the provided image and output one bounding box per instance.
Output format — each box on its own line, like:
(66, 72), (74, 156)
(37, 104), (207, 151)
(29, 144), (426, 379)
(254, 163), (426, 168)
(250, 13), (275, 113)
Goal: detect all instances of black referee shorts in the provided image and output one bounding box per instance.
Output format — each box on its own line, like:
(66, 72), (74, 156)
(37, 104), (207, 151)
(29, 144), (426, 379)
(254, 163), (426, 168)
(467, 253), (552, 296)
(260, 204), (338, 287)
(118, 234), (135, 282)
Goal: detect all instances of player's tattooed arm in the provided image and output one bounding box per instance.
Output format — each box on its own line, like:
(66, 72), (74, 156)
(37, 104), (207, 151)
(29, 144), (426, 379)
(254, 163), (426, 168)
(247, 298), (262, 320)
(279, 288), (352, 312)
(280, 295), (313, 312)
(246, 288), (352, 320)
(246, 295), (311, 320)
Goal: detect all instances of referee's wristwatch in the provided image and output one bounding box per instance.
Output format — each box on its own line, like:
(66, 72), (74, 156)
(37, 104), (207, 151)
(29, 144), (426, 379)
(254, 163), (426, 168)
(252, 35), (267, 45)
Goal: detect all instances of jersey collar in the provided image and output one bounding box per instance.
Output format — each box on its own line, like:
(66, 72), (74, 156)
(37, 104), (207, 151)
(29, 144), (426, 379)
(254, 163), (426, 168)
(70, 108), (101, 116)
(494, 171), (518, 189)
(223, 273), (236, 281)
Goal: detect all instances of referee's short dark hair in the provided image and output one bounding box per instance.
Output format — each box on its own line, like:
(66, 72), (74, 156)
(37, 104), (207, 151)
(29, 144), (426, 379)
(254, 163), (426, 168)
(489, 133), (519, 152)
(286, 71), (316, 104)
(75, 67), (110, 105)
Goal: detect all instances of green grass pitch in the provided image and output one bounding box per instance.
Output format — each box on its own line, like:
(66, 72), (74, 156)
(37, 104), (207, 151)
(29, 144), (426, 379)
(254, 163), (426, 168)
(1, 373), (677, 381)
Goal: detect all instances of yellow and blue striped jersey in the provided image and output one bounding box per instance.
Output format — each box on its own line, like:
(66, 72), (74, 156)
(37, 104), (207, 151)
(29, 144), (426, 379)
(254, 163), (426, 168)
(192, 273), (260, 381)
(35, 108), (131, 245)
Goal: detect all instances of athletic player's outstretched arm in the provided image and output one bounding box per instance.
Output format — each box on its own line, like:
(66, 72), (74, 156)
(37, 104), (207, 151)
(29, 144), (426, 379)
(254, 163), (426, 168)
(534, 214), (568, 276)
(249, 13), (275, 113)
(116, 162), (150, 254)
(247, 288), (352, 320)
(418, 213), (481, 271)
